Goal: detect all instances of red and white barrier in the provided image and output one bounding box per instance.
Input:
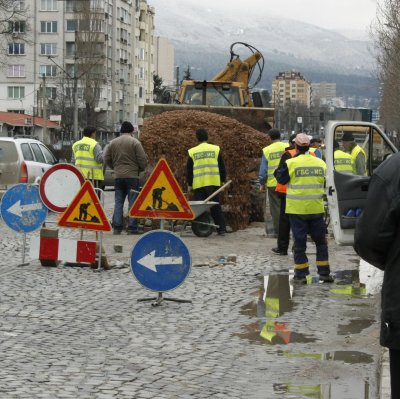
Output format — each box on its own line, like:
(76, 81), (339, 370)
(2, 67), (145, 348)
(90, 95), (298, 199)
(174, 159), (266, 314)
(30, 236), (97, 264)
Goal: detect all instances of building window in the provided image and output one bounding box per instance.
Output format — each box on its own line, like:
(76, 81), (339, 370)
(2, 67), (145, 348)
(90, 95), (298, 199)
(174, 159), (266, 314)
(40, 43), (57, 55)
(65, 0), (78, 12)
(8, 43), (25, 55)
(139, 67), (144, 79)
(41, 21), (57, 33)
(9, 21), (26, 33)
(66, 20), (77, 31)
(40, 0), (58, 11)
(14, 1), (25, 11)
(8, 86), (25, 99)
(139, 48), (145, 60)
(39, 65), (57, 77)
(45, 87), (57, 99)
(139, 86), (143, 98)
(8, 65), (25, 77)
(66, 42), (76, 57)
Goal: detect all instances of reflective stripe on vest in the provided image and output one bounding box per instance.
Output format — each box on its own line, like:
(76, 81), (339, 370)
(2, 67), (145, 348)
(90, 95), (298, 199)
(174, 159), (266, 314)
(334, 149), (353, 174)
(285, 154), (326, 214)
(72, 136), (104, 180)
(188, 142), (220, 189)
(262, 141), (287, 187)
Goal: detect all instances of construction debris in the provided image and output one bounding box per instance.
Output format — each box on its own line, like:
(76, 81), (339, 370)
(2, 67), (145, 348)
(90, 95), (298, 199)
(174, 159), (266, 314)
(141, 110), (270, 230)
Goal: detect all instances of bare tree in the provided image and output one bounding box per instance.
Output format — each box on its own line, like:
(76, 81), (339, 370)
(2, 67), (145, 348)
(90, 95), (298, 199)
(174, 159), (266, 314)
(74, 0), (107, 127)
(0, 0), (29, 64)
(371, 0), (400, 131)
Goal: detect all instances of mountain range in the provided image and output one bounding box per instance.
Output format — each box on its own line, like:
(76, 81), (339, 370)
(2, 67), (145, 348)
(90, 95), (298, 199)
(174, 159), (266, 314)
(149, 0), (378, 101)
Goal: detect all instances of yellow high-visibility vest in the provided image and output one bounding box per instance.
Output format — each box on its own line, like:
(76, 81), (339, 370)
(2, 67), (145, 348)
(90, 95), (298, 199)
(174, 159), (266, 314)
(262, 141), (287, 187)
(350, 145), (367, 175)
(188, 142), (221, 189)
(285, 154), (326, 214)
(72, 136), (104, 180)
(334, 149), (353, 173)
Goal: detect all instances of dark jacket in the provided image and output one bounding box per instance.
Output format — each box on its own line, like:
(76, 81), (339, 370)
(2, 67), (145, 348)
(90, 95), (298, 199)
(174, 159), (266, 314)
(354, 151), (400, 349)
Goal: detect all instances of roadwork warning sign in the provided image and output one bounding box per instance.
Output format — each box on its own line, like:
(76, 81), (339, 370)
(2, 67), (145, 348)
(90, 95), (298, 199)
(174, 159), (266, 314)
(129, 159), (194, 220)
(58, 181), (112, 232)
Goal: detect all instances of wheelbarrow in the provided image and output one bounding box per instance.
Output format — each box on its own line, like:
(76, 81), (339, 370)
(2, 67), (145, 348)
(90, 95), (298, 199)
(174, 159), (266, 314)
(185, 180), (232, 237)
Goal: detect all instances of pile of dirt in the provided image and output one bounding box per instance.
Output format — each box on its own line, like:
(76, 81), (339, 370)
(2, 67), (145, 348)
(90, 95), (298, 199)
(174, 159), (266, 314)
(140, 110), (270, 231)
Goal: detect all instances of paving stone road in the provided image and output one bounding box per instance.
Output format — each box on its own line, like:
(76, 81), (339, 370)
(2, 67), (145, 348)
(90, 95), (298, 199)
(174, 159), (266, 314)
(0, 191), (385, 398)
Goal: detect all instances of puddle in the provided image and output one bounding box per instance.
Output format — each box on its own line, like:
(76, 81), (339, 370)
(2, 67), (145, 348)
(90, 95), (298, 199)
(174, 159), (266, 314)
(273, 377), (370, 399)
(338, 318), (374, 335)
(280, 350), (373, 364)
(236, 270), (370, 345)
(236, 271), (315, 344)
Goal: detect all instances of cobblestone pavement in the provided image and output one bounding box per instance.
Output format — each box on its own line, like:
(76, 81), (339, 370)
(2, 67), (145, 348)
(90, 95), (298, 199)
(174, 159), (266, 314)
(0, 192), (384, 398)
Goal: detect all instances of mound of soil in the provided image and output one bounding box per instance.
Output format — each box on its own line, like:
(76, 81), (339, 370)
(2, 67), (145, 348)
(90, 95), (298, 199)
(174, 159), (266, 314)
(141, 110), (270, 230)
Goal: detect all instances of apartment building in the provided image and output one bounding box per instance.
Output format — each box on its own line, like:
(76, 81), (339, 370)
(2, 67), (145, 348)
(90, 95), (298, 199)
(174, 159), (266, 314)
(154, 36), (175, 88)
(271, 71), (311, 108)
(0, 0), (155, 144)
(311, 82), (337, 105)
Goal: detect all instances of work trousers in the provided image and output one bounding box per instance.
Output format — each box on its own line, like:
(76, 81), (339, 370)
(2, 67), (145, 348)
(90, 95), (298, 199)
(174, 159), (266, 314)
(194, 186), (226, 233)
(113, 178), (139, 233)
(289, 214), (330, 278)
(277, 195), (290, 252)
(267, 187), (280, 235)
(390, 348), (400, 398)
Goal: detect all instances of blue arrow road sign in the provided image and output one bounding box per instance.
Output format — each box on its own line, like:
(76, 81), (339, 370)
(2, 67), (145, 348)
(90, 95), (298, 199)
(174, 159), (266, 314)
(130, 230), (191, 292)
(0, 184), (48, 233)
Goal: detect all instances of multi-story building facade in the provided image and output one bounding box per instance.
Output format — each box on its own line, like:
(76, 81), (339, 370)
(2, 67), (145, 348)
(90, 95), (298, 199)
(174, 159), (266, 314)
(311, 82), (337, 105)
(0, 0), (155, 144)
(271, 71), (311, 108)
(154, 36), (175, 88)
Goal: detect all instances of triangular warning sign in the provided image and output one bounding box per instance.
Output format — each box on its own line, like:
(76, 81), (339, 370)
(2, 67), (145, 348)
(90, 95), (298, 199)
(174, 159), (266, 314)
(58, 181), (112, 232)
(129, 159), (194, 220)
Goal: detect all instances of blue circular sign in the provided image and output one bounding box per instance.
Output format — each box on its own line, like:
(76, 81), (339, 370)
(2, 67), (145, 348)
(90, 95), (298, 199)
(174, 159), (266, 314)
(0, 184), (48, 233)
(130, 230), (191, 292)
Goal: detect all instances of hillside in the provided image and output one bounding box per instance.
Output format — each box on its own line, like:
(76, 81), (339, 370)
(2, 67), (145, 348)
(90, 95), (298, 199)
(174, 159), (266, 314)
(149, 0), (377, 100)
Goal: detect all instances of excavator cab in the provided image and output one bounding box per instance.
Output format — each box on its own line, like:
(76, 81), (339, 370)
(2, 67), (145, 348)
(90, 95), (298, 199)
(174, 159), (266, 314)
(179, 80), (245, 107)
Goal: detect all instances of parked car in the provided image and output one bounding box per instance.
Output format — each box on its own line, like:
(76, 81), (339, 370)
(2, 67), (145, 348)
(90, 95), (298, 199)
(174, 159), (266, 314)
(0, 136), (58, 197)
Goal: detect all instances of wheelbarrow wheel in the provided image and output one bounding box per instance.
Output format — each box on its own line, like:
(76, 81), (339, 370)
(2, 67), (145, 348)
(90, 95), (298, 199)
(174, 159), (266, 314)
(191, 212), (214, 237)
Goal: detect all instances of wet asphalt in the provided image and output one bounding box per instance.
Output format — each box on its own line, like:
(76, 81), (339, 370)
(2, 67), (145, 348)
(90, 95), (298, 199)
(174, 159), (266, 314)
(0, 190), (388, 398)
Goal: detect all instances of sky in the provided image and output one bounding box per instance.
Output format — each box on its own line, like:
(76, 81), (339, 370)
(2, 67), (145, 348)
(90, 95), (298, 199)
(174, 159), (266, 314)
(196, 0), (379, 31)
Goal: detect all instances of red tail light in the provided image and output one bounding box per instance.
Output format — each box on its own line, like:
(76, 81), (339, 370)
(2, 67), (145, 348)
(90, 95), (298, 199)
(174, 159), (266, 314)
(20, 161), (28, 183)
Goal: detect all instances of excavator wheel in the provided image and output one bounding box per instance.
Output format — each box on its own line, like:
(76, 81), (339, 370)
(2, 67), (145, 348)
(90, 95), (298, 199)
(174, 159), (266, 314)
(191, 212), (214, 237)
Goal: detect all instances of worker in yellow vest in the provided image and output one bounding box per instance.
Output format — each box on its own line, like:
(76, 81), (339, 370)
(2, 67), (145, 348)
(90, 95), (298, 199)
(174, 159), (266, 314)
(341, 132), (367, 175)
(276, 133), (334, 284)
(258, 129), (288, 237)
(333, 140), (353, 173)
(187, 128), (227, 235)
(72, 126), (104, 189)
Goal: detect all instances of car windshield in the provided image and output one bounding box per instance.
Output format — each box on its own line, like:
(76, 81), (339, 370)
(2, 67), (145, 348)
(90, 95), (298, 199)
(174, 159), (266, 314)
(183, 85), (241, 106)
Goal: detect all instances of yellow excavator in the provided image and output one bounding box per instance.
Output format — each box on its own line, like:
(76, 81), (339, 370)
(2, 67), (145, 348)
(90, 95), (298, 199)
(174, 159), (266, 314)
(142, 42), (275, 132)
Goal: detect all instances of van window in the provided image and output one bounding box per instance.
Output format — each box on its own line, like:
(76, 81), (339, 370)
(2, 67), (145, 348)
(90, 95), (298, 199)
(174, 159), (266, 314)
(333, 125), (395, 176)
(40, 144), (56, 164)
(21, 143), (35, 161)
(30, 143), (46, 163)
(0, 142), (18, 162)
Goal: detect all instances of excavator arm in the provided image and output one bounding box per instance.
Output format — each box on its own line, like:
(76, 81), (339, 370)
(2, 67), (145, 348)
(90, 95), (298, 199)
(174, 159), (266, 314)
(211, 52), (262, 88)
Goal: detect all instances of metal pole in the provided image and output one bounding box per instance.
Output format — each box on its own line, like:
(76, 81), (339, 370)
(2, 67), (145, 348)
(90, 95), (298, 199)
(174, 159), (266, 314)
(42, 74), (47, 143)
(73, 76), (78, 142)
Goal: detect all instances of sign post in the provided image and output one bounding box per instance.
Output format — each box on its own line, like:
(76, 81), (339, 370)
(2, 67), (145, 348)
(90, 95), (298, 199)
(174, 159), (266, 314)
(130, 230), (192, 306)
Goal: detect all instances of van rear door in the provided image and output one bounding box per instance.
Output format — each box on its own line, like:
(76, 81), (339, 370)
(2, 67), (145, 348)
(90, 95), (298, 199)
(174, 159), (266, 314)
(325, 121), (397, 245)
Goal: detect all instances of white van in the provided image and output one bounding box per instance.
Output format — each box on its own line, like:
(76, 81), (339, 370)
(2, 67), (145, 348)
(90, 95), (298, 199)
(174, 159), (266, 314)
(325, 121), (397, 245)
